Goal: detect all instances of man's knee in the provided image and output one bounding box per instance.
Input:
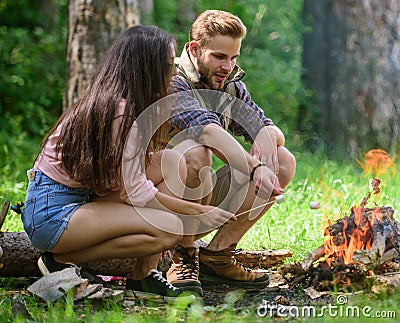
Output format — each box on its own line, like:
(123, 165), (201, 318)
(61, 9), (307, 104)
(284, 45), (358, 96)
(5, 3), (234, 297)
(162, 149), (187, 181)
(185, 145), (213, 176)
(278, 146), (296, 188)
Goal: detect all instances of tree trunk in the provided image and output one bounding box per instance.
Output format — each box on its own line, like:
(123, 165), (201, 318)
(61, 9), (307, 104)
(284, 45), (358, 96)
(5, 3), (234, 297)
(63, 0), (140, 111)
(302, 0), (400, 158)
(139, 0), (154, 23)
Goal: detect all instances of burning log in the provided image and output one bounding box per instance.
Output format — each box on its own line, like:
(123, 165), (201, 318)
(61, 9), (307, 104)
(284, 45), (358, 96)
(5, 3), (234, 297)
(303, 205), (400, 270)
(294, 203), (400, 291)
(285, 176), (400, 292)
(325, 206), (400, 266)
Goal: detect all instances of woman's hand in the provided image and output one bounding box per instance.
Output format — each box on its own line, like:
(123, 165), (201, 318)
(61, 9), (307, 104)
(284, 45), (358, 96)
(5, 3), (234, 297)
(195, 205), (236, 228)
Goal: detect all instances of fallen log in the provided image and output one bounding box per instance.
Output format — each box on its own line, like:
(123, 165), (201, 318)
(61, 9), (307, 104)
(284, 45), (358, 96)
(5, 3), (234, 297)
(0, 231), (292, 277)
(234, 249), (292, 268)
(0, 200), (291, 277)
(0, 231), (139, 277)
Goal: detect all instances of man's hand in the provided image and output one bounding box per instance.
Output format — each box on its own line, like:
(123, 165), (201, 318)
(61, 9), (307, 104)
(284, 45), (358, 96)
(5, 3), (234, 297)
(251, 125), (286, 199)
(252, 164), (284, 200)
(250, 141), (278, 175)
(251, 126), (285, 176)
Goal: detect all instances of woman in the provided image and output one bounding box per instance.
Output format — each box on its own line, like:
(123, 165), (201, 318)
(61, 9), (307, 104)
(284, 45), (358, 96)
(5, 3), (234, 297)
(21, 25), (234, 298)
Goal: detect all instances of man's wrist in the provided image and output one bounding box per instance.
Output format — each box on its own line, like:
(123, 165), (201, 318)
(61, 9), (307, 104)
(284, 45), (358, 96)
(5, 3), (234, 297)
(250, 163), (267, 181)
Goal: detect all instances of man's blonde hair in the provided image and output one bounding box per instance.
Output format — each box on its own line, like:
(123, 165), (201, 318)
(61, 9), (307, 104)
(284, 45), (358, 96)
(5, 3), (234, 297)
(189, 10), (247, 47)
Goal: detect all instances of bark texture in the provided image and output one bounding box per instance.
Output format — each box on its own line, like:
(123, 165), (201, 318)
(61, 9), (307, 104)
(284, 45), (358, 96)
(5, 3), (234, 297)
(64, 0), (140, 111)
(303, 0), (400, 157)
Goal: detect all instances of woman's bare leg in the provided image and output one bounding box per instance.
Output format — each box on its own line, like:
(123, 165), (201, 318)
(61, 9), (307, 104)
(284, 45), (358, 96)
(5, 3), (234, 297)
(51, 202), (183, 278)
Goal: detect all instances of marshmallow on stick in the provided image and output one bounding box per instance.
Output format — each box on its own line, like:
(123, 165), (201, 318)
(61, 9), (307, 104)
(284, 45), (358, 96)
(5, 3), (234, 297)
(275, 194), (285, 204)
(309, 201), (320, 209)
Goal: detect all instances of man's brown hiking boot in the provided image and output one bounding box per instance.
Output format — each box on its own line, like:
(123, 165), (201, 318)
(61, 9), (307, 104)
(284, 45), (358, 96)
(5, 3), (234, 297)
(199, 244), (270, 288)
(166, 245), (203, 296)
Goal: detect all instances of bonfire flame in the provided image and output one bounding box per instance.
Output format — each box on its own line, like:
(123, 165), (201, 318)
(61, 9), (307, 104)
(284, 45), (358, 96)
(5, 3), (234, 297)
(323, 178), (382, 266)
(323, 149), (397, 267)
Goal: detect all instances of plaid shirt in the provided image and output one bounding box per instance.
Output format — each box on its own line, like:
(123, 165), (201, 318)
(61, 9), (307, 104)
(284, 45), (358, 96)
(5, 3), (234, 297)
(168, 45), (274, 143)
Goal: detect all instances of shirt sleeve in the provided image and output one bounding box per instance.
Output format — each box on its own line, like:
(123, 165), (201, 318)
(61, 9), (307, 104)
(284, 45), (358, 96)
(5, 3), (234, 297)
(121, 123), (158, 207)
(229, 81), (275, 142)
(169, 76), (275, 143)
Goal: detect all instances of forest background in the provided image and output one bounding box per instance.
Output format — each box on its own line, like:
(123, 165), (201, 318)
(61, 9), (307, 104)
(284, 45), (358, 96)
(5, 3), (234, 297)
(0, 0), (306, 190)
(1, 0), (399, 217)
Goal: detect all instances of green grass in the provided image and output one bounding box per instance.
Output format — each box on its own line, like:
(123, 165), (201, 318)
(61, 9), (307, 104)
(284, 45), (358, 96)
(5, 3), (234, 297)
(1, 149), (400, 321)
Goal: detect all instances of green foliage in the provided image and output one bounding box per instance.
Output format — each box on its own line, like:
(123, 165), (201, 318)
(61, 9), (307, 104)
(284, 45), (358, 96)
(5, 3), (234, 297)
(0, 25), (65, 135)
(0, 0), (67, 198)
(144, 0), (196, 49)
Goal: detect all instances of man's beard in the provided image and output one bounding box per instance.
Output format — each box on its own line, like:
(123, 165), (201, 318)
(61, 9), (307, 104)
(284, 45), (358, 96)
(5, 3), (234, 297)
(197, 55), (224, 90)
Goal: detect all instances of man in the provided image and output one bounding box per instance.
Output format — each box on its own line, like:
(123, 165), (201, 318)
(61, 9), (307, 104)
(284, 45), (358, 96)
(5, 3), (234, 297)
(165, 10), (296, 294)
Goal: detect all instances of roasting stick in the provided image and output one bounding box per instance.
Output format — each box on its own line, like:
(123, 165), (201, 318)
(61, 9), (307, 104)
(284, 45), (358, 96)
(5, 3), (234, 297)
(235, 193), (320, 217)
(235, 199), (276, 217)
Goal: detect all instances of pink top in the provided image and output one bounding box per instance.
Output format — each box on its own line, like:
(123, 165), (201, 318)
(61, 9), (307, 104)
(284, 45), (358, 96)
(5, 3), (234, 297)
(35, 100), (158, 207)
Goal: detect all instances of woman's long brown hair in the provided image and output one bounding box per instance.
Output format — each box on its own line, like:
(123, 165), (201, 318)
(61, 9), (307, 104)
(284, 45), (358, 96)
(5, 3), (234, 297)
(39, 26), (177, 192)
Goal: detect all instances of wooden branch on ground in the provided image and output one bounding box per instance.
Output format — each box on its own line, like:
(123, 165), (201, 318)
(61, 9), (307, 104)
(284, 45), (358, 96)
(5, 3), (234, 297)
(0, 200), (10, 230)
(379, 249), (400, 264)
(369, 273), (400, 294)
(301, 245), (325, 270)
(234, 249), (292, 268)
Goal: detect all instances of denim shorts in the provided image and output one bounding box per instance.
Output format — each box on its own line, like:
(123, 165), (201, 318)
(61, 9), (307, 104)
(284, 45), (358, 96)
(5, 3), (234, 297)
(21, 169), (92, 251)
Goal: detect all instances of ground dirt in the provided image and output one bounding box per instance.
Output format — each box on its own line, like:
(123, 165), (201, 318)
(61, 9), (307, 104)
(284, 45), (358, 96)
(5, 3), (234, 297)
(1, 269), (335, 317)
